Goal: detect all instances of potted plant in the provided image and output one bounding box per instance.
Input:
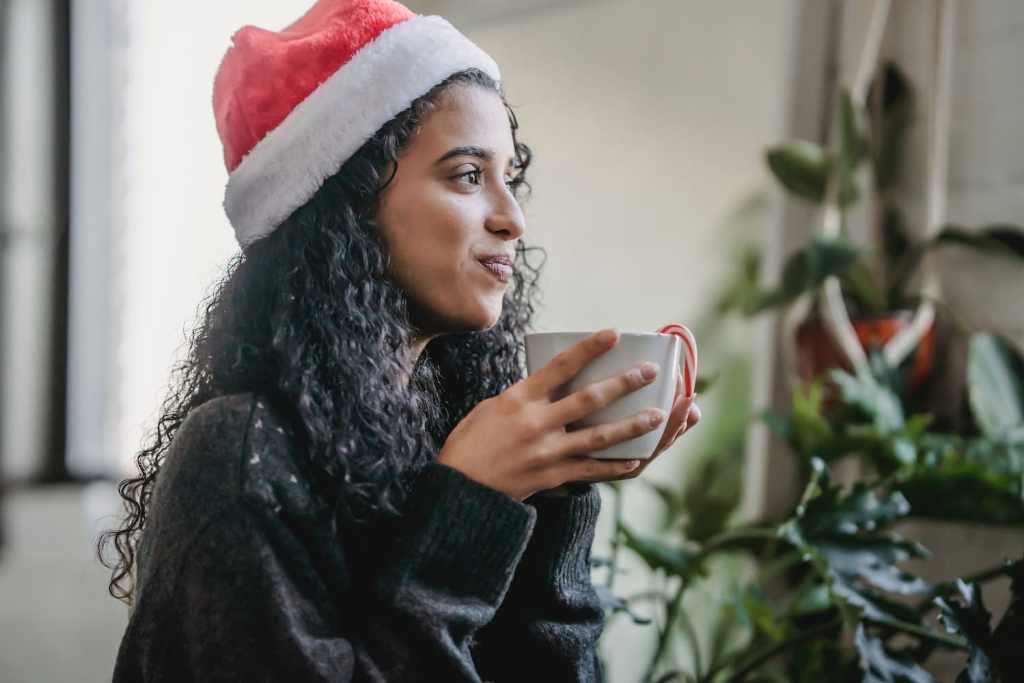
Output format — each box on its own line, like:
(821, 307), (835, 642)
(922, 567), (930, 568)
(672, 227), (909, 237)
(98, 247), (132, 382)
(594, 303), (1024, 681)
(735, 63), (1024, 409)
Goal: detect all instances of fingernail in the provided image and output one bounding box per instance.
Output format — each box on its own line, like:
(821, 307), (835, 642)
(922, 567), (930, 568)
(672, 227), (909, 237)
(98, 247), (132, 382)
(648, 409), (665, 426)
(624, 459), (641, 470)
(640, 362), (659, 380)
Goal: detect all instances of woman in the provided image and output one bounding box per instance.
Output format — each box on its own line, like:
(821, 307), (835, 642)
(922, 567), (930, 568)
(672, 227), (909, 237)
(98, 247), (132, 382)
(101, 1), (700, 681)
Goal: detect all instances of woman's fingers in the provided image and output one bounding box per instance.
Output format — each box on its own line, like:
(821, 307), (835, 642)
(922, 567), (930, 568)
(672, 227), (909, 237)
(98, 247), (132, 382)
(683, 400), (701, 432)
(652, 374), (688, 452)
(525, 329), (619, 400)
(650, 395), (701, 459)
(557, 454), (645, 484)
(666, 400), (702, 444)
(566, 398), (703, 486)
(546, 360), (660, 429)
(559, 406), (666, 458)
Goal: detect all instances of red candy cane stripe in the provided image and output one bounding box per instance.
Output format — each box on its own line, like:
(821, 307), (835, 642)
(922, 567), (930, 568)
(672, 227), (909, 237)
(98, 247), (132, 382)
(656, 323), (698, 397)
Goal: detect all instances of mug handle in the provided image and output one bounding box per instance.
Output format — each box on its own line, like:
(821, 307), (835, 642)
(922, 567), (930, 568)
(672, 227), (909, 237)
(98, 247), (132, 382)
(656, 323), (698, 398)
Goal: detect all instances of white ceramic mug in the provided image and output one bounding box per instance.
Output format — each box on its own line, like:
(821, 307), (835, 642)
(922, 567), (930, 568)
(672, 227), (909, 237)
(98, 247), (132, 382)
(524, 327), (696, 461)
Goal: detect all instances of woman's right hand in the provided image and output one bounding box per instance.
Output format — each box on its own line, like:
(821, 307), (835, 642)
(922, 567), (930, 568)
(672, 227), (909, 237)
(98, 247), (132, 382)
(436, 329), (667, 502)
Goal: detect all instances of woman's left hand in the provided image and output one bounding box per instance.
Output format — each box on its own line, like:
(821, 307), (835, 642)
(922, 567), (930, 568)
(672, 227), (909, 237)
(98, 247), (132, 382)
(533, 371), (701, 497)
(629, 369), (700, 473)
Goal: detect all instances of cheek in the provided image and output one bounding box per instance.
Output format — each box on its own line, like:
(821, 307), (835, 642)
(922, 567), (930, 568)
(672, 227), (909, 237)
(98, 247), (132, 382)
(391, 221), (472, 295)
(380, 191), (484, 302)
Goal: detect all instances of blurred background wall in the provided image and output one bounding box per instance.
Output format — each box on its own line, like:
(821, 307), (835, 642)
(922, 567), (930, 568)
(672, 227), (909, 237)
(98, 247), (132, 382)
(9, 0), (1021, 681)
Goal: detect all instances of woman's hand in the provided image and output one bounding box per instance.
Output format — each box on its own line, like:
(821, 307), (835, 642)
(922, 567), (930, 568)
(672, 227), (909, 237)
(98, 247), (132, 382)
(437, 329), (681, 502)
(535, 370), (701, 497)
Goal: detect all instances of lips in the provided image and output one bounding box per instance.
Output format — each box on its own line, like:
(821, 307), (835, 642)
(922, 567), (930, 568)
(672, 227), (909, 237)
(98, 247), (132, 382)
(478, 254), (514, 267)
(478, 256), (513, 283)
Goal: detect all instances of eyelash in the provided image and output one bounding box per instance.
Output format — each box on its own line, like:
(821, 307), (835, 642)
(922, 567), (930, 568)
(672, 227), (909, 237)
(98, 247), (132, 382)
(455, 168), (522, 191)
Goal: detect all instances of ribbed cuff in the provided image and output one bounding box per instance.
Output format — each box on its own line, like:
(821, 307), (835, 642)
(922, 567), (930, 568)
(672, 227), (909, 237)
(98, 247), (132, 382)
(519, 483), (602, 590)
(382, 461), (537, 603)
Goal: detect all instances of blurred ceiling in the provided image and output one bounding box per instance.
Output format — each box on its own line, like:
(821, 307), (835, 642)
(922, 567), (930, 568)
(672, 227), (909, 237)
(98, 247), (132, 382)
(404, 0), (585, 27)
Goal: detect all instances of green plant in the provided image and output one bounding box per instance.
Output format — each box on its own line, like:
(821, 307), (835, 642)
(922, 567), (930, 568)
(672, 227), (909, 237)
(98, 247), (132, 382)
(591, 180), (1024, 680)
(595, 339), (1024, 681)
(741, 64), (1024, 320)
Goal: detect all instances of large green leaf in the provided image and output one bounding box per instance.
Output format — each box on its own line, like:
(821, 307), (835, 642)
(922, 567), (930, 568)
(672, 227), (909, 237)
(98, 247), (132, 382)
(896, 465), (1024, 525)
(932, 224), (1024, 261)
(802, 481), (911, 536)
(642, 478), (685, 533)
(618, 521), (700, 578)
(830, 369), (906, 434)
(781, 459), (933, 627)
(750, 236), (861, 313)
(839, 257), (889, 315)
(679, 450), (744, 543)
(967, 333), (1024, 439)
(765, 140), (830, 202)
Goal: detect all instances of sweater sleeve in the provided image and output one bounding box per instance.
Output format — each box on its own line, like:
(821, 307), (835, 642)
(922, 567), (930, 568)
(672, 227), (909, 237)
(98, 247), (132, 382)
(172, 461), (537, 682)
(470, 483), (606, 682)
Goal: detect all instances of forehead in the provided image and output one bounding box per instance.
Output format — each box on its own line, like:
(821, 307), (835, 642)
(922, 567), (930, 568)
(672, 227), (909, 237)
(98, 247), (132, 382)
(412, 85), (515, 162)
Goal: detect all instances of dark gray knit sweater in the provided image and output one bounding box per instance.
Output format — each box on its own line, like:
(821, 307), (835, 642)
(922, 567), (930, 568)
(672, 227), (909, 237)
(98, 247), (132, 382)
(111, 392), (606, 681)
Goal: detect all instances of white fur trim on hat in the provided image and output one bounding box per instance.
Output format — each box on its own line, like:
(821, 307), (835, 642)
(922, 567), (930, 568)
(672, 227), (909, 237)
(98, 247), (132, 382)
(224, 15), (501, 247)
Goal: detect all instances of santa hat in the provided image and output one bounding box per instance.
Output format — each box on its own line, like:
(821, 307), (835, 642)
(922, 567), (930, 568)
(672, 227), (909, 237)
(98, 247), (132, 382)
(213, 0), (501, 248)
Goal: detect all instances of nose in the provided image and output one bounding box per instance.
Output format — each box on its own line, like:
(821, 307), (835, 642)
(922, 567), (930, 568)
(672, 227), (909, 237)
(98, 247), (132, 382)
(484, 185), (526, 240)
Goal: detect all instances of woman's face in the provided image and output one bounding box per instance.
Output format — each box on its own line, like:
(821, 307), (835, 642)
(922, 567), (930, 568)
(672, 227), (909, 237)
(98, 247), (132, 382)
(375, 84), (526, 337)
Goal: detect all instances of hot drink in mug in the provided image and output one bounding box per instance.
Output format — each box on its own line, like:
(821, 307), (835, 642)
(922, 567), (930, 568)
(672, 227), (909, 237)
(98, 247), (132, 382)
(524, 324), (697, 461)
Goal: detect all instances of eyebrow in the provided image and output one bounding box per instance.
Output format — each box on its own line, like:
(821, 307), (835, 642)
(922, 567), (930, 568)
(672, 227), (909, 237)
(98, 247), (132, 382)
(434, 145), (516, 169)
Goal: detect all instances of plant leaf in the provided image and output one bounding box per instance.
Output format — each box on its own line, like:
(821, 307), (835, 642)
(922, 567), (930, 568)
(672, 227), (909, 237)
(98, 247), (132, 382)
(750, 236), (861, 313)
(830, 369), (906, 434)
(967, 333), (1024, 439)
(980, 224), (1024, 259)
(765, 140), (831, 202)
(932, 224), (1024, 261)
(642, 479), (685, 532)
(896, 464), (1024, 525)
(840, 257), (889, 315)
(855, 623), (936, 683)
(936, 580), (994, 683)
(618, 521), (699, 578)
(780, 459), (934, 628)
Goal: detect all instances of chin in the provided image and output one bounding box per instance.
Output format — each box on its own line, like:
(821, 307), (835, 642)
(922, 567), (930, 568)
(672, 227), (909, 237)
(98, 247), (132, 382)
(463, 300), (504, 332)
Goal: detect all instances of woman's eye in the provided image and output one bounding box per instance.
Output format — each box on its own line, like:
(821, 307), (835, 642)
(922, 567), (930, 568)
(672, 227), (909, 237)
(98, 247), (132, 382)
(453, 169), (522, 195)
(455, 169), (482, 186)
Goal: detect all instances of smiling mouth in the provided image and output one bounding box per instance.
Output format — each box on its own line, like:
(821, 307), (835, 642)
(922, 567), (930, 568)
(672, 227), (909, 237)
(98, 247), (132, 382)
(479, 260), (513, 283)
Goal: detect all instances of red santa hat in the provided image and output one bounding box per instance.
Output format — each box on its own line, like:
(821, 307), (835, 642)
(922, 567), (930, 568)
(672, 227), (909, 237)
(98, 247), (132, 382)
(213, 0), (501, 247)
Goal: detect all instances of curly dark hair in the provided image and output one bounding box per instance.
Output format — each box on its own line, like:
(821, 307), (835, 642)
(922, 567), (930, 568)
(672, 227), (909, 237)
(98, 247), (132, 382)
(97, 67), (546, 606)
